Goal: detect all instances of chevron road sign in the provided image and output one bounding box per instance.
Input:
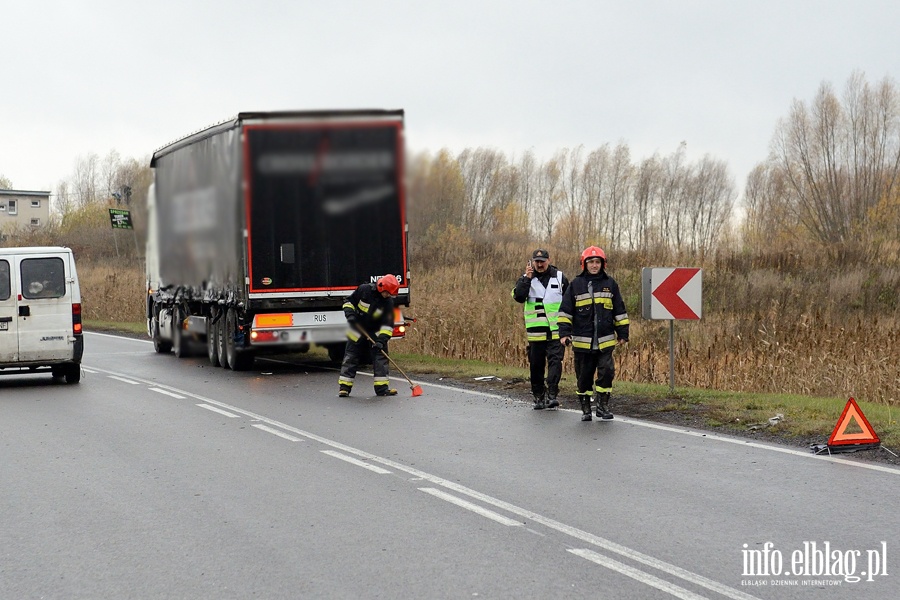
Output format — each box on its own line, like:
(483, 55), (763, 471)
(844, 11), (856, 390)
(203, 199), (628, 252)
(641, 267), (703, 393)
(642, 268), (702, 320)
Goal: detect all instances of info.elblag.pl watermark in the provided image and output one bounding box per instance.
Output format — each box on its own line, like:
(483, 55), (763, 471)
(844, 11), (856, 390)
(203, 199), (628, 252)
(741, 541), (888, 586)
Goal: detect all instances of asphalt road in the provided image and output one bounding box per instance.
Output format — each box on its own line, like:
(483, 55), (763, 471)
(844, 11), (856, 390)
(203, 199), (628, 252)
(1, 332), (897, 599)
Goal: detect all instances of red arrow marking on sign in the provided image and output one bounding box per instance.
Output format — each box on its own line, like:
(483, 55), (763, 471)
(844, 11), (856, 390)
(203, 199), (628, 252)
(652, 268), (700, 319)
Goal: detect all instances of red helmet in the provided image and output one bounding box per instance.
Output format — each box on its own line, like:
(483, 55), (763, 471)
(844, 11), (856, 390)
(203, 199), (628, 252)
(580, 246), (607, 269)
(376, 275), (400, 296)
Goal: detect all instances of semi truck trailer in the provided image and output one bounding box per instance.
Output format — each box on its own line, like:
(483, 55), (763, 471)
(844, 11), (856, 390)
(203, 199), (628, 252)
(146, 109), (410, 370)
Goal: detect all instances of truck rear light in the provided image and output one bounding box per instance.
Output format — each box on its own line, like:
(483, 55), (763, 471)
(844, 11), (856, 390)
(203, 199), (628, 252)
(72, 303), (83, 335)
(255, 313), (292, 327)
(250, 330), (279, 342)
(392, 307), (409, 338)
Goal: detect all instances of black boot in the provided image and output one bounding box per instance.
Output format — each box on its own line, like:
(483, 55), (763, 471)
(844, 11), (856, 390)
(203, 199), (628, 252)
(580, 395), (592, 421)
(546, 386), (559, 409)
(532, 390), (546, 410)
(596, 392), (613, 420)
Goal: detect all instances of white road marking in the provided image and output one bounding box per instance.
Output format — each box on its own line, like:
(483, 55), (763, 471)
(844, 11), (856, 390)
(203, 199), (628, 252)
(371, 459), (762, 600)
(196, 403), (239, 418)
(148, 387), (185, 399)
(107, 375), (140, 385)
(83, 357), (900, 600)
(321, 450), (392, 474)
(569, 549), (710, 600)
(81, 367), (98, 374)
(83, 333), (900, 475)
(614, 417), (900, 475)
(253, 424), (304, 442)
(419, 488), (523, 527)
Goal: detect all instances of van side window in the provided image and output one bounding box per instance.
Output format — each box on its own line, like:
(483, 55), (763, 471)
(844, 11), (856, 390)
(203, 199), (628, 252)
(0, 260), (10, 301)
(21, 257), (65, 299)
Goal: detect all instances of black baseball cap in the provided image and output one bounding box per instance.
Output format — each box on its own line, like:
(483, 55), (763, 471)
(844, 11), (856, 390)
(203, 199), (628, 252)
(531, 249), (550, 261)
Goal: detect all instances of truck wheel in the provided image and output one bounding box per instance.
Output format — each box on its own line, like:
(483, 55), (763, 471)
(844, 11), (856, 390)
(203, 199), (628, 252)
(224, 308), (254, 371)
(65, 363), (81, 384)
(216, 314), (228, 369)
(152, 308), (172, 354)
(207, 312), (220, 367)
(173, 308), (189, 358)
(326, 343), (346, 364)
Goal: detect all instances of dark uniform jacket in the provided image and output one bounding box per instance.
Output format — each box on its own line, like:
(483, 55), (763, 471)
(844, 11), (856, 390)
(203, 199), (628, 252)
(557, 270), (629, 352)
(343, 282), (395, 343)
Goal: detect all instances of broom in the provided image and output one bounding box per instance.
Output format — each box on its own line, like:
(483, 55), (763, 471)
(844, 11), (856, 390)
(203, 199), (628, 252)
(355, 325), (424, 397)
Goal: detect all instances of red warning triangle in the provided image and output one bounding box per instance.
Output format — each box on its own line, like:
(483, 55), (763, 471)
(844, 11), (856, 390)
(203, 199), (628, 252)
(827, 397), (880, 446)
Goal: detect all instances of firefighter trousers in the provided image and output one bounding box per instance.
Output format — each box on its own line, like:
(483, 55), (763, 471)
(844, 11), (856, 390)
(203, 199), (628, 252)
(339, 339), (391, 394)
(573, 348), (615, 395)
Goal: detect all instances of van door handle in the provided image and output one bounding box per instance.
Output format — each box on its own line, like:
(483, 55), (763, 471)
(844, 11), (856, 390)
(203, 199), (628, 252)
(0, 316), (11, 322)
(18, 306), (30, 317)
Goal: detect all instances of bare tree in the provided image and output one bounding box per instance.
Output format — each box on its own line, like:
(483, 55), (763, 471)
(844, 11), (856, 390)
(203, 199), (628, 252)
(771, 73), (900, 249)
(630, 155), (663, 250)
(657, 143), (690, 250)
(742, 162), (800, 250)
(682, 155), (736, 257)
(605, 143), (633, 249)
(516, 150), (538, 234)
(457, 147), (508, 234)
(534, 155), (562, 241)
(407, 149), (466, 242)
(71, 153), (100, 207)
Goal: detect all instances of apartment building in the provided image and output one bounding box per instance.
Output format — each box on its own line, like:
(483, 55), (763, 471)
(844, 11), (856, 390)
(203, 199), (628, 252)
(0, 189), (51, 232)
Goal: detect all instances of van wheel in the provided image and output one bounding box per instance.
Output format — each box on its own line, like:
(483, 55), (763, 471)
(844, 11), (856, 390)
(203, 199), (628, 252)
(224, 308), (254, 371)
(65, 364), (81, 384)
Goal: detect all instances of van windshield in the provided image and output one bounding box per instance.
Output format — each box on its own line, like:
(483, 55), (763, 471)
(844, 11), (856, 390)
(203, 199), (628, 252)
(21, 257), (65, 299)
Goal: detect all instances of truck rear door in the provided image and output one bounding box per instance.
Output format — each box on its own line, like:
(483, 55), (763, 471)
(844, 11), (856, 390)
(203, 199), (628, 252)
(244, 117), (407, 295)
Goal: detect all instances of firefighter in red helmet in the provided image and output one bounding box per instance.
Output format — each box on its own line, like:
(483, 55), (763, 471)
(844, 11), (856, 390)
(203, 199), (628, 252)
(338, 275), (400, 397)
(557, 246), (629, 421)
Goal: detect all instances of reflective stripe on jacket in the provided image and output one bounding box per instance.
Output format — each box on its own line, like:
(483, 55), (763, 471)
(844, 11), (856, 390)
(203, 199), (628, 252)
(512, 267), (565, 342)
(557, 271), (629, 352)
(343, 283), (395, 343)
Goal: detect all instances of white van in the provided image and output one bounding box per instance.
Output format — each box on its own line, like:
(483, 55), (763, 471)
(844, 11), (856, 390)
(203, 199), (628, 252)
(0, 246), (83, 383)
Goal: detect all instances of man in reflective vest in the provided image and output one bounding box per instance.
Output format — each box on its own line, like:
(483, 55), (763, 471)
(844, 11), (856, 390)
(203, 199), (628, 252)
(512, 249), (569, 409)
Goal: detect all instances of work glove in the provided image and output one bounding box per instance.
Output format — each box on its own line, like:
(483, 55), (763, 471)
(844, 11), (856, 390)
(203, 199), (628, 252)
(346, 313), (358, 325)
(373, 340), (385, 351)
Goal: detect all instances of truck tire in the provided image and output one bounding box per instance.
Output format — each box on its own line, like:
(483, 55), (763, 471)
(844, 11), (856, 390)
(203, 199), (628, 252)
(152, 306), (172, 354)
(216, 314), (228, 369)
(207, 312), (220, 367)
(173, 307), (190, 358)
(224, 308), (254, 371)
(326, 343), (346, 364)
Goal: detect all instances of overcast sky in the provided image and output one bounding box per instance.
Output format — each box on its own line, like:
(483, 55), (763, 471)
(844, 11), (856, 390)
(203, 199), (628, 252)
(3, 1), (899, 201)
